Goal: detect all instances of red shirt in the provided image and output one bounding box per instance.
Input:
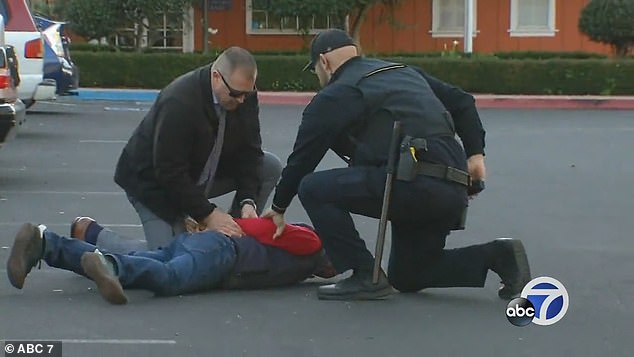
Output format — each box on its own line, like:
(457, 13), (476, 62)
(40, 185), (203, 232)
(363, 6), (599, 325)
(234, 218), (321, 256)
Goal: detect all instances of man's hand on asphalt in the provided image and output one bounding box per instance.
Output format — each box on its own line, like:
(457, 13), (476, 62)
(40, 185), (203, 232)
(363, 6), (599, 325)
(203, 209), (244, 237)
(261, 208), (286, 239)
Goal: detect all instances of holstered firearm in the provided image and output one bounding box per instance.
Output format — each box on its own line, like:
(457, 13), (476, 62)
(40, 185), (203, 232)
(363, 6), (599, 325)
(396, 136), (427, 181)
(394, 135), (486, 230)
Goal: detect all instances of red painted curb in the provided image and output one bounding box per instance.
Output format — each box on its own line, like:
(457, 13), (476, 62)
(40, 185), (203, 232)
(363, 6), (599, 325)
(258, 92), (634, 110)
(258, 92), (314, 106)
(474, 95), (634, 110)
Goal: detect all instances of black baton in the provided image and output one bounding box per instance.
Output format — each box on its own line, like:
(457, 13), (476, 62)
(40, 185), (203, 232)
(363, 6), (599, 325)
(373, 121), (401, 284)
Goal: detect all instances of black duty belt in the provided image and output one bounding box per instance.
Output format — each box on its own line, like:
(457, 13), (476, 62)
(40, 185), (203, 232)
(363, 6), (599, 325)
(416, 163), (471, 187)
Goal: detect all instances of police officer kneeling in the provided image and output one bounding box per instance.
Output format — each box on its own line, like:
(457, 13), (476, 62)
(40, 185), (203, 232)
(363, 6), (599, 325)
(263, 29), (531, 300)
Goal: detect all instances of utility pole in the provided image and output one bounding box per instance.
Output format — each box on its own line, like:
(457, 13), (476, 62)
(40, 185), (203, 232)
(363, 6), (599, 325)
(202, 0), (209, 54)
(464, 0), (474, 53)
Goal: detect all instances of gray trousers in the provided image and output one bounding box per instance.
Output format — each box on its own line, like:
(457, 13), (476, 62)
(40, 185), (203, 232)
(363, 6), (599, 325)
(95, 151), (283, 253)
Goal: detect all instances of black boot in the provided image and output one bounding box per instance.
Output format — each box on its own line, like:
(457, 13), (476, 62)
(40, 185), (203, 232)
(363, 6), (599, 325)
(6, 223), (45, 289)
(489, 238), (531, 300)
(317, 268), (395, 300)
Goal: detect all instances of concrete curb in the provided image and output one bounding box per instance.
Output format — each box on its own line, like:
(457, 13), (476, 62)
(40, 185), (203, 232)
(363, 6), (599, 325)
(73, 88), (634, 110)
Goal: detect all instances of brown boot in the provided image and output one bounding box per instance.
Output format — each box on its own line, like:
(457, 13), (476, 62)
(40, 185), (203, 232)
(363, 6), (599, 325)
(70, 217), (96, 241)
(81, 252), (127, 305)
(7, 223), (44, 289)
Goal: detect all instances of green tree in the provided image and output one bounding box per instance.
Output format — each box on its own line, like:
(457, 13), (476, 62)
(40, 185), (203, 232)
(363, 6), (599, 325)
(263, 0), (345, 38)
(346, 0), (401, 45)
(264, 0), (402, 45)
(579, 0), (634, 57)
(67, 0), (196, 51)
(31, 0), (71, 21)
(66, 0), (122, 43)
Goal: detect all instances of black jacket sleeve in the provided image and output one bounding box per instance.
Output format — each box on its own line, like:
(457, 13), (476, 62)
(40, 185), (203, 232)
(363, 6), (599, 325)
(273, 85), (365, 209)
(233, 93), (264, 203)
(153, 98), (216, 221)
(413, 67), (486, 157)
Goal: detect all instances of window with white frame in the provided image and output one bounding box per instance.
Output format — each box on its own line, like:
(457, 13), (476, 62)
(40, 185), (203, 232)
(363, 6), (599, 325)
(510, 0), (556, 36)
(246, 0), (345, 34)
(113, 12), (184, 49)
(431, 0), (477, 37)
(149, 12), (184, 48)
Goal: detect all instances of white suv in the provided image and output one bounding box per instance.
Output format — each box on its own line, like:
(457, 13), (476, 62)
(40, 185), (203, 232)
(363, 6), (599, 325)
(2, 0), (55, 108)
(0, 14), (26, 150)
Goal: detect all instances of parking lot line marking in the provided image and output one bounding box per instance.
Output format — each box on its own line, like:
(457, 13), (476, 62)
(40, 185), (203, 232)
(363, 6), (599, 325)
(0, 223), (141, 227)
(0, 339), (176, 345)
(0, 191), (124, 195)
(0, 269), (79, 273)
(38, 102), (77, 107)
(63, 339), (176, 344)
(1, 168), (114, 174)
(79, 140), (127, 144)
(104, 106), (148, 112)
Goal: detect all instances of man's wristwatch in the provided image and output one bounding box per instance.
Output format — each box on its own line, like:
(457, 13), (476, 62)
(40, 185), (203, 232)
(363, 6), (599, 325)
(271, 203), (286, 214)
(239, 198), (257, 211)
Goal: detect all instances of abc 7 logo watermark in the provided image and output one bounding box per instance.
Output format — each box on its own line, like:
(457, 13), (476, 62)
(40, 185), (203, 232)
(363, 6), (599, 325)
(506, 276), (569, 327)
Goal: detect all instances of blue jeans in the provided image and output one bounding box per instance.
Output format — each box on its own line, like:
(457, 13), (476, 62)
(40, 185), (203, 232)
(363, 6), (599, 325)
(43, 230), (237, 296)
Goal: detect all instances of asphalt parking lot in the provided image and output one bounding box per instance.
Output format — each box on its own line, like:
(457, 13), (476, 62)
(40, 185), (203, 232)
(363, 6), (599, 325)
(0, 99), (632, 356)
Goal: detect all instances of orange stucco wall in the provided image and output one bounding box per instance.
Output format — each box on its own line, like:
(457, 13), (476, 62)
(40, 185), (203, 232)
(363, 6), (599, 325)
(200, 0), (612, 55)
(195, 3), (311, 52)
(358, 0), (611, 54)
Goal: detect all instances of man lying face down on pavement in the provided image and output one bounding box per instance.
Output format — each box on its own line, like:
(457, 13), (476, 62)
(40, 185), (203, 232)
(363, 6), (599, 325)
(6, 217), (336, 304)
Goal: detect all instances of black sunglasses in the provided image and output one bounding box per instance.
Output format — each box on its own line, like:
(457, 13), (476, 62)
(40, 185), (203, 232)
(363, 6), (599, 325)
(218, 71), (256, 98)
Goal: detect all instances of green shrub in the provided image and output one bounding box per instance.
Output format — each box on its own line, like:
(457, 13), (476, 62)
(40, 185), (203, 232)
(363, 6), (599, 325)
(391, 57), (634, 95)
(71, 51), (634, 94)
(69, 43), (118, 52)
(492, 51), (607, 59)
(579, 0), (634, 57)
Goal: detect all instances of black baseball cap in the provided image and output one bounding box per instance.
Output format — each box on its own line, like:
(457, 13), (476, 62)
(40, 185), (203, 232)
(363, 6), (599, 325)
(302, 29), (356, 72)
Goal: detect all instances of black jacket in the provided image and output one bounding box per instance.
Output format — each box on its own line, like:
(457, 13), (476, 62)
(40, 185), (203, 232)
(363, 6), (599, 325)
(115, 65), (263, 223)
(273, 57), (485, 209)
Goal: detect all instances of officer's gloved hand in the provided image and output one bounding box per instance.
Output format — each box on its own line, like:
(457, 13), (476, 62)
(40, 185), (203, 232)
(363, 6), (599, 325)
(261, 208), (286, 239)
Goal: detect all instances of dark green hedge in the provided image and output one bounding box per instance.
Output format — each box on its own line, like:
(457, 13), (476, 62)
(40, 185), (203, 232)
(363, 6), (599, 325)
(491, 51), (607, 59)
(72, 51), (634, 95)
